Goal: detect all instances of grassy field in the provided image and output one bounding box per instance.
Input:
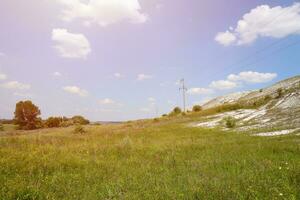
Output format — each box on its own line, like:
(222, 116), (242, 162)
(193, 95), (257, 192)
(0, 119), (299, 200)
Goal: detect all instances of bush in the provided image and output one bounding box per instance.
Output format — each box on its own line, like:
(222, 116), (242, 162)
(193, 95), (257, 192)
(276, 88), (284, 99)
(169, 107), (182, 116)
(0, 124), (4, 131)
(60, 120), (74, 127)
(162, 114), (168, 117)
(173, 107), (182, 114)
(71, 116), (90, 125)
(153, 118), (159, 123)
(223, 116), (237, 128)
(73, 125), (87, 134)
(192, 105), (202, 112)
(45, 117), (62, 128)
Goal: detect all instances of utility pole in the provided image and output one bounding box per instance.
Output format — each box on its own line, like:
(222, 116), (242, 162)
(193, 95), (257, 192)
(179, 79), (187, 112)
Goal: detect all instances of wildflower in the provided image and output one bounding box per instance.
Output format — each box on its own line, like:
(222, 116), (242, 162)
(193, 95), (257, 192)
(279, 193), (283, 196)
(279, 167), (282, 170)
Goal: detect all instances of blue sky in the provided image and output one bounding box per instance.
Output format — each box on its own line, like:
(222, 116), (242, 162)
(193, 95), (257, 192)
(0, 0), (300, 121)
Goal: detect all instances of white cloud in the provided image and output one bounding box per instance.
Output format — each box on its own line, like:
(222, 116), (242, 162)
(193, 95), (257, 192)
(99, 98), (115, 105)
(99, 98), (123, 107)
(57, 0), (148, 27)
(53, 72), (62, 77)
(0, 73), (7, 80)
(63, 86), (88, 97)
(216, 3), (300, 46)
(1, 81), (31, 90)
(13, 92), (32, 98)
(140, 107), (151, 113)
(209, 80), (238, 90)
(187, 87), (214, 95)
(227, 71), (277, 83)
(114, 73), (123, 79)
(148, 97), (156, 102)
(215, 31), (236, 46)
(52, 28), (91, 59)
(137, 74), (152, 81)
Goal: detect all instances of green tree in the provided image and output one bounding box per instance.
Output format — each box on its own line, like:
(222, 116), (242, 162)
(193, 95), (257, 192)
(14, 101), (41, 130)
(192, 105), (202, 112)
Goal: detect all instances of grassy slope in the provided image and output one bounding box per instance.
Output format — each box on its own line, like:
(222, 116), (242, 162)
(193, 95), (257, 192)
(0, 120), (299, 200)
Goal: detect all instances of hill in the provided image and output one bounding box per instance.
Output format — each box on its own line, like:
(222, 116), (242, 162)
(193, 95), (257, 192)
(196, 75), (300, 135)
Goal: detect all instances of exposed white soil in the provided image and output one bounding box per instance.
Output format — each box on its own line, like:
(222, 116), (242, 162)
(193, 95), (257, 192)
(194, 109), (267, 128)
(255, 129), (300, 137)
(193, 76), (300, 132)
(274, 92), (300, 109)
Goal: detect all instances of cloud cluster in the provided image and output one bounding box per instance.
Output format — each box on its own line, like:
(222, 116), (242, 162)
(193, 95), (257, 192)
(1, 81), (31, 90)
(209, 80), (238, 90)
(52, 29), (91, 59)
(227, 71), (277, 83)
(63, 86), (88, 97)
(216, 3), (300, 46)
(57, 0), (147, 27)
(188, 71), (277, 95)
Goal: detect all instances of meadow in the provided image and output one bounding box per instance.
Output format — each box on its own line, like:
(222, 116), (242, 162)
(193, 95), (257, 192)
(0, 118), (299, 200)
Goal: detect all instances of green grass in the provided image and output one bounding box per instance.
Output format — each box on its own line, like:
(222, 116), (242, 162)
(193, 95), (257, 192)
(0, 121), (299, 199)
(1, 124), (17, 132)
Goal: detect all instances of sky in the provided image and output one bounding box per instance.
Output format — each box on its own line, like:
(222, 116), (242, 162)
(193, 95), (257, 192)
(0, 0), (300, 121)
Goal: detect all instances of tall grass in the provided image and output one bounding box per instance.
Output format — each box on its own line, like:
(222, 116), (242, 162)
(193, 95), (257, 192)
(0, 121), (299, 199)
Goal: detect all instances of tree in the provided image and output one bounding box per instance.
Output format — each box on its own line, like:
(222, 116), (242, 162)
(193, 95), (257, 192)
(192, 105), (202, 112)
(71, 115), (90, 125)
(45, 117), (62, 128)
(173, 107), (182, 114)
(170, 107), (182, 116)
(14, 101), (41, 130)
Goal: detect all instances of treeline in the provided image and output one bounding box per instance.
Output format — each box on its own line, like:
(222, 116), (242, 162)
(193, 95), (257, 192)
(12, 100), (90, 130)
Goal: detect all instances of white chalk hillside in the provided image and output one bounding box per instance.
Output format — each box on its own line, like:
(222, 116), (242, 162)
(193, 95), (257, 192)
(195, 75), (300, 136)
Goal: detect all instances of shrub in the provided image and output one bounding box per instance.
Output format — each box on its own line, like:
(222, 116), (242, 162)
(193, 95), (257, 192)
(259, 89), (263, 93)
(71, 116), (90, 125)
(223, 116), (237, 128)
(276, 88), (284, 99)
(60, 120), (74, 127)
(45, 117), (62, 128)
(162, 114), (168, 117)
(173, 107), (182, 114)
(73, 125), (86, 134)
(170, 107), (182, 115)
(192, 105), (202, 112)
(0, 124), (4, 131)
(153, 118), (159, 123)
